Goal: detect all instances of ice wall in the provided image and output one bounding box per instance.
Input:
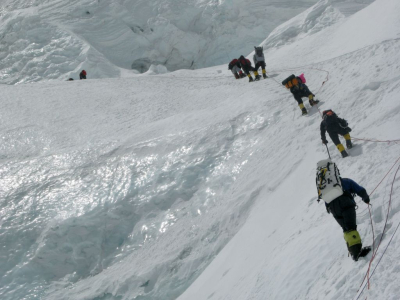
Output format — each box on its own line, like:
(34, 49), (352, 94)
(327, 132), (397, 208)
(0, 0), (319, 84)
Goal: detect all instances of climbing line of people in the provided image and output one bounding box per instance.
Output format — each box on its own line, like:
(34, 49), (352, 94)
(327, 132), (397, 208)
(228, 47), (268, 82)
(227, 45), (376, 262)
(275, 70), (376, 262)
(246, 62), (375, 262)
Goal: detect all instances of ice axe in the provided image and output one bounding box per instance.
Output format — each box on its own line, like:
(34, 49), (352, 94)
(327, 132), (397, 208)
(325, 143), (331, 159)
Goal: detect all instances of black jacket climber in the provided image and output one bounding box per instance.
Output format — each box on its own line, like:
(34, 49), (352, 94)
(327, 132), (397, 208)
(320, 110), (353, 158)
(282, 74), (318, 115)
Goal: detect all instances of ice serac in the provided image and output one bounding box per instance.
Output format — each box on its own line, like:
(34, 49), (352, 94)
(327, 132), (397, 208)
(0, 0), (318, 84)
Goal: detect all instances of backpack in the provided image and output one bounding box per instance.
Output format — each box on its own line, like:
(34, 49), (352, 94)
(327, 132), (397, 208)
(239, 56), (251, 67)
(322, 110), (351, 130)
(282, 74), (299, 89)
(253, 46), (265, 63)
(229, 59), (238, 69)
(255, 46), (263, 55)
(316, 159), (343, 203)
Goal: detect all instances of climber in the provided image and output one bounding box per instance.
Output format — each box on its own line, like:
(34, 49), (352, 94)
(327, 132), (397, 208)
(80, 70), (87, 80)
(320, 109), (353, 158)
(253, 46), (268, 79)
(238, 55), (257, 82)
(316, 159), (371, 261)
(228, 59), (245, 79)
(282, 74), (319, 115)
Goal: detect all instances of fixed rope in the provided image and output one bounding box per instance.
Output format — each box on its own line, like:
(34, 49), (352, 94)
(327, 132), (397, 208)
(355, 161), (400, 299)
(351, 137), (400, 144)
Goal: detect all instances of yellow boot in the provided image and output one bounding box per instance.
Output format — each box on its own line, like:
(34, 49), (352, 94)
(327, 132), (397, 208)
(344, 230), (362, 261)
(337, 144), (349, 158)
(344, 133), (353, 149)
(299, 103), (307, 116)
(262, 69), (268, 79)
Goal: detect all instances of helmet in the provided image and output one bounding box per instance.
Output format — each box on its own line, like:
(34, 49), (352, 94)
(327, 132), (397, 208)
(323, 110), (334, 120)
(254, 46), (263, 55)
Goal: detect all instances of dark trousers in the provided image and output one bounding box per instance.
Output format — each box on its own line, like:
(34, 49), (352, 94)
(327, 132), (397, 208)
(241, 65), (255, 75)
(292, 85), (313, 104)
(328, 128), (350, 145)
(328, 195), (357, 232)
(254, 61), (266, 71)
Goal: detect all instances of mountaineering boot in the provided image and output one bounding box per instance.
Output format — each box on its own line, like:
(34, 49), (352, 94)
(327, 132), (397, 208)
(344, 134), (352, 149)
(349, 244), (363, 261)
(357, 246), (372, 260)
(344, 230), (362, 261)
(308, 95), (319, 106)
(255, 75), (261, 81)
(248, 75), (254, 82)
(239, 72), (246, 78)
(299, 103), (307, 115)
(234, 73), (240, 79)
(262, 70), (268, 79)
(337, 144), (349, 158)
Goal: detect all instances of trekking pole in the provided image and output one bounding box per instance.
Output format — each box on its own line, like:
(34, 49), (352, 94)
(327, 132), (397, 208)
(325, 144), (331, 159)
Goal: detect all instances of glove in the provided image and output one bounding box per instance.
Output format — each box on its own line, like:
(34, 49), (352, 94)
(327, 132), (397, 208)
(322, 139), (328, 145)
(363, 195), (370, 204)
(326, 206), (331, 214)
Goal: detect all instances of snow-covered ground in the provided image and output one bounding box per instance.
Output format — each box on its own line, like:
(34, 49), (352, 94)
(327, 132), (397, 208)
(1, 0), (400, 299)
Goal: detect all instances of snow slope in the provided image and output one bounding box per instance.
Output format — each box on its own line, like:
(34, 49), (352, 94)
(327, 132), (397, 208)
(1, 0), (399, 300)
(0, 0), (319, 84)
(180, 0), (400, 299)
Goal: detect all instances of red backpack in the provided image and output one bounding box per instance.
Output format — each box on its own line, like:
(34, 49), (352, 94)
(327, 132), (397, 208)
(229, 59), (238, 69)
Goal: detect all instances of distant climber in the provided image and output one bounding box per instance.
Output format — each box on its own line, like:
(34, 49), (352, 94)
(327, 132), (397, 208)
(228, 59), (245, 79)
(316, 159), (371, 261)
(320, 109), (352, 158)
(282, 74), (319, 115)
(80, 70), (87, 80)
(253, 46), (267, 79)
(238, 55), (257, 82)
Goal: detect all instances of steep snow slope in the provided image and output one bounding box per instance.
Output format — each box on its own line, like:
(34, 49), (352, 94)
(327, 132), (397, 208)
(1, 0), (318, 84)
(179, 0), (400, 299)
(1, 0), (399, 300)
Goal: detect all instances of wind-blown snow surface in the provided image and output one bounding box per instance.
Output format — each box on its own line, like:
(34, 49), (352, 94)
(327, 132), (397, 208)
(0, 0), (320, 85)
(1, 0), (399, 300)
